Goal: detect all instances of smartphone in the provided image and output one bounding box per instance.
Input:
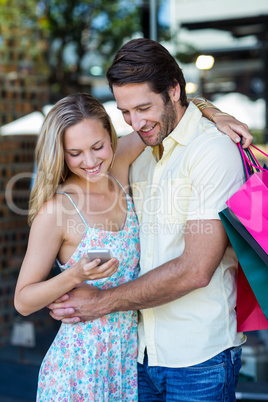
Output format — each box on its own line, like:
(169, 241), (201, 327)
(87, 249), (113, 264)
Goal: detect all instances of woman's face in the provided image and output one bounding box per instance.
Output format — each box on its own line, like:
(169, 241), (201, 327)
(64, 118), (113, 183)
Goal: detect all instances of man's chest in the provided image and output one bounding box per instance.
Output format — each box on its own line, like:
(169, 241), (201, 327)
(130, 147), (191, 225)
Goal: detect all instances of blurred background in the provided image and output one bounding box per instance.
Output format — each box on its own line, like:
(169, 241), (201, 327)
(0, 0), (268, 401)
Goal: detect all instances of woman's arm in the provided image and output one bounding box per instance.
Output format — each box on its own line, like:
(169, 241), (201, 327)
(113, 96), (253, 172)
(114, 131), (146, 168)
(191, 96), (253, 148)
(14, 201), (118, 316)
(110, 131), (146, 188)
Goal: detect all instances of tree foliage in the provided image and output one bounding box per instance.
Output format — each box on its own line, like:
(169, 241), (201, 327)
(0, 0), (170, 99)
(41, 0), (141, 97)
(0, 0), (141, 98)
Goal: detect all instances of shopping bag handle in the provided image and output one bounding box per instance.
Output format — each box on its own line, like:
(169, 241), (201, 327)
(238, 143), (268, 180)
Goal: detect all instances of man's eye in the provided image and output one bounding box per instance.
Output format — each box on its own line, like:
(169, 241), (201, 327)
(139, 107), (150, 112)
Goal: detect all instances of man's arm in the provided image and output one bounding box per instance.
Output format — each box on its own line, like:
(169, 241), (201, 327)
(49, 219), (228, 322)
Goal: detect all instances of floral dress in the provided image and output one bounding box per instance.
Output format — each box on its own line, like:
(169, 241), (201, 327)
(37, 178), (140, 402)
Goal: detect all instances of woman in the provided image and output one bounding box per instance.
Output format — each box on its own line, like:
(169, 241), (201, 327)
(14, 93), (145, 401)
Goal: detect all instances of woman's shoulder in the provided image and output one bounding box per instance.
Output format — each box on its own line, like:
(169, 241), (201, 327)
(29, 194), (65, 242)
(34, 193), (62, 222)
(35, 187), (76, 222)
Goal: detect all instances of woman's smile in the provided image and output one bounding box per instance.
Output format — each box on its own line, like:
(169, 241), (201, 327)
(82, 162), (103, 175)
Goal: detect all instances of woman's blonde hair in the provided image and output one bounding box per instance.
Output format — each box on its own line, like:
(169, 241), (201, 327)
(28, 93), (118, 225)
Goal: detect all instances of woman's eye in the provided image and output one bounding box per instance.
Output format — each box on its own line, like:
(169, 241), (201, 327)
(70, 153), (80, 157)
(94, 145), (104, 151)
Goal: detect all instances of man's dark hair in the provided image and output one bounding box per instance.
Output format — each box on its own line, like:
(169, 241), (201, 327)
(106, 38), (188, 107)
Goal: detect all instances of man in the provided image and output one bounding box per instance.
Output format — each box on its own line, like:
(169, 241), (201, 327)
(50, 39), (250, 401)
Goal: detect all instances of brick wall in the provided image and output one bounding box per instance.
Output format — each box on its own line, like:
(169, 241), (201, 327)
(0, 135), (54, 345)
(0, 27), (50, 126)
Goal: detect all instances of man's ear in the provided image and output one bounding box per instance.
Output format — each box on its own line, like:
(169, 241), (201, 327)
(169, 83), (181, 102)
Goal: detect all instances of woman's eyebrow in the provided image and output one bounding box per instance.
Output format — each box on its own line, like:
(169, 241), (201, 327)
(66, 140), (103, 151)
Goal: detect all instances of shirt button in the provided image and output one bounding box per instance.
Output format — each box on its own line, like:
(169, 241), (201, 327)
(152, 191), (156, 196)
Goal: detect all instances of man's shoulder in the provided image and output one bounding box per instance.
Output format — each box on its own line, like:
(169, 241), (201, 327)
(182, 120), (243, 178)
(198, 117), (226, 140)
(187, 118), (236, 154)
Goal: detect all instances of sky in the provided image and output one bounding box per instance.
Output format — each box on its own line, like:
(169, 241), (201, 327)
(159, 0), (170, 27)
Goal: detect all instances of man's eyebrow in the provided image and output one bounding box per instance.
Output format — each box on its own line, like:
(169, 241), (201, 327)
(117, 102), (151, 111)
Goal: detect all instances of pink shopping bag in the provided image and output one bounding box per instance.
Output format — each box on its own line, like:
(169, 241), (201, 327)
(226, 170), (268, 254)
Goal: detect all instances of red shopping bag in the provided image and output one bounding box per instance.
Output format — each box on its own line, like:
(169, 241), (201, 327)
(237, 263), (268, 332)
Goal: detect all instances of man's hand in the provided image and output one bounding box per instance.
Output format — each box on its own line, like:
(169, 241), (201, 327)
(213, 114), (253, 149)
(47, 283), (105, 323)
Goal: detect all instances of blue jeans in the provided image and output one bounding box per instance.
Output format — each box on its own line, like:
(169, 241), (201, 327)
(138, 347), (242, 401)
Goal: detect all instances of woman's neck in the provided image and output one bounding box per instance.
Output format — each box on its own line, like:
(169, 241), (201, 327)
(60, 172), (114, 195)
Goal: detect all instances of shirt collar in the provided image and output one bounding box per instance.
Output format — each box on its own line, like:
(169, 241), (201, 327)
(168, 101), (202, 146)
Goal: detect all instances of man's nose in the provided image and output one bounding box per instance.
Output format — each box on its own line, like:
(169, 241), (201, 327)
(130, 114), (146, 131)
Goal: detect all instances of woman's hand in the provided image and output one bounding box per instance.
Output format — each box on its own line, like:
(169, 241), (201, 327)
(71, 256), (119, 283)
(213, 114), (253, 149)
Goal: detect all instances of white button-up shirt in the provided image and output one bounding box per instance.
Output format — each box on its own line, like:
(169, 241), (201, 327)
(130, 102), (246, 367)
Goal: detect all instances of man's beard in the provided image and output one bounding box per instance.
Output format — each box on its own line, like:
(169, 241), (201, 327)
(138, 99), (178, 147)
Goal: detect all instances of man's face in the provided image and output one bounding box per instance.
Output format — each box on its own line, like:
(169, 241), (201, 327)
(113, 83), (179, 147)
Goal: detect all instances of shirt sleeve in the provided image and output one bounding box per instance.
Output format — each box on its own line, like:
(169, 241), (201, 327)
(185, 135), (244, 221)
